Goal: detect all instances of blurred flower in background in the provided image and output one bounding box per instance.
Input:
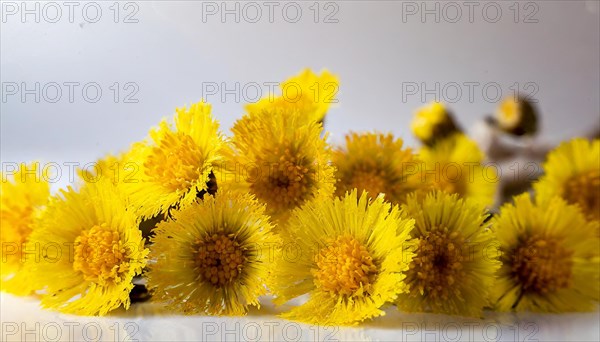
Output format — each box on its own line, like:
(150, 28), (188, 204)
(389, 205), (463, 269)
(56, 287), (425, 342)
(245, 69), (338, 125)
(333, 132), (425, 205)
(535, 138), (600, 223)
(418, 133), (497, 207)
(0, 163), (50, 295)
(397, 191), (500, 317)
(494, 96), (539, 137)
(411, 102), (460, 147)
(492, 194), (599, 312)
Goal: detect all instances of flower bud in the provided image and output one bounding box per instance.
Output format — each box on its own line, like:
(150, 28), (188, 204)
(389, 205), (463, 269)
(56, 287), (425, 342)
(495, 96), (538, 136)
(411, 102), (460, 146)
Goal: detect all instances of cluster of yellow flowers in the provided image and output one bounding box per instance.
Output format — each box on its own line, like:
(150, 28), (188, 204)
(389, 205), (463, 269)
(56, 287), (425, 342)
(1, 69), (599, 326)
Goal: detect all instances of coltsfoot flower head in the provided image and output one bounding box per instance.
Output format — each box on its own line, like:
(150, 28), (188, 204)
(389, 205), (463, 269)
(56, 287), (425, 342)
(124, 101), (226, 219)
(224, 101), (335, 223)
(26, 180), (148, 315)
(494, 96), (538, 136)
(77, 153), (133, 188)
(418, 133), (497, 207)
(333, 132), (425, 204)
(246, 68), (338, 124)
(0, 162), (50, 295)
(270, 190), (415, 325)
(411, 102), (460, 146)
(534, 138), (600, 222)
(147, 192), (278, 315)
(492, 193), (599, 312)
(397, 190), (500, 317)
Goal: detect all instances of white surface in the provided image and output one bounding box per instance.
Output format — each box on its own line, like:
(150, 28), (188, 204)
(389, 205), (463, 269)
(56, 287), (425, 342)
(2, 293), (599, 341)
(2, 1), (600, 341)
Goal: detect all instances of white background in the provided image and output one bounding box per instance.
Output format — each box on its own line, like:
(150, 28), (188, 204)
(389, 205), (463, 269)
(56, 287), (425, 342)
(2, 1), (599, 171)
(1, 1), (599, 341)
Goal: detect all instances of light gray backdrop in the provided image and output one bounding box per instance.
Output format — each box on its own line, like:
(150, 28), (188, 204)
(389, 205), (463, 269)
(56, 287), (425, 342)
(2, 1), (599, 190)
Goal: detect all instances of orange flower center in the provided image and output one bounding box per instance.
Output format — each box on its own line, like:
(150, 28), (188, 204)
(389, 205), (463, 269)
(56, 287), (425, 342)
(312, 235), (377, 297)
(511, 235), (573, 294)
(562, 169), (600, 221)
(145, 132), (205, 192)
(194, 232), (245, 286)
(250, 147), (314, 213)
(408, 228), (466, 302)
(348, 169), (386, 199)
(73, 225), (128, 285)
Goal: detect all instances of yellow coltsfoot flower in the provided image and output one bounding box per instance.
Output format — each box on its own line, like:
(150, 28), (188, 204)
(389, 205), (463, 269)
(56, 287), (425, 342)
(534, 138), (600, 222)
(492, 193), (599, 312)
(1, 162), (50, 295)
(397, 190), (500, 317)
(271, 190), (415, 325)
(246, 68), (338, 124)
(411, 102), (460, 146)
(147, 192), (278, 315)
(124, 101), (226, 219)
(224, 100), (335, 224)
(26, 180), (148, 315)
(333, 132), (425, 204)
(418, 133), (497, 207)
(79, 152), (163, 239)
(494, 96), (538, 136)
(77, 152), (136, 188)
